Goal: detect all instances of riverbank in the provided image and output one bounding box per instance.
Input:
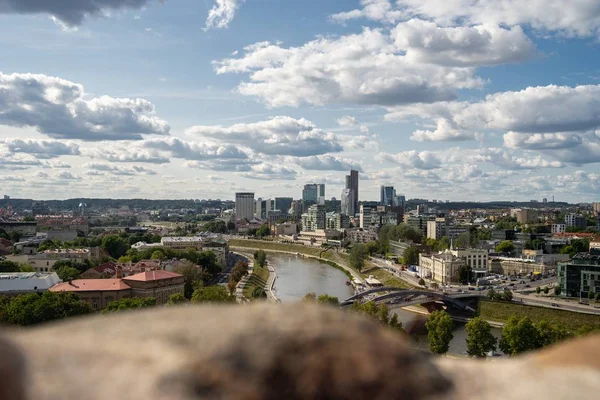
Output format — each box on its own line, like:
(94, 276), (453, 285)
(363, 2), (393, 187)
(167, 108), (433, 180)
(479, 300), (600, 331)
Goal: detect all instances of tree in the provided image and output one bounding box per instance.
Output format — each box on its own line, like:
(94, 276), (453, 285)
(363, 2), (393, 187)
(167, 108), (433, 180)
(317, 294), (339, 306)
(465, 317), (497, 357)
(535, 320), (572, 347)
(0, 292), (91, 326)
(191, 286), (235, 303)
(499, 316), (540, 356)
(502, 290), (513, 301)
(434, 236), (451, 251)
(9, 231), (21, 243)
(302, 292), (317, 303)
(595, 293), (600, 302)
(554, 286), (561, 296)
(456, 265), (472, 284)
(101, 235), (129, 259)
(543, 286), (549, 295)
(0, 261), (20, 273)
(256, 224), (271, 237)
(425, 310), (454, 355)
(19, 263), (35, 272)
(167, 293), (188, 305)
(204, 220), (227, 234)
(495, 240), (515, 254)
(349, 244), (368, 272)
(349, 301), (403, 332)
(56, 266), (80, 281)
(150, 250), (166, 260)
(536, 286), (541, 294)
(430, 282), (439, 290)
(403, 246), (420, 266)
(173, 261), (204, 299)
(418, 278), (426, 286)
(254, 250), (267, 268)
(487, 288), (498, 300)
(103, 297), (157, 313)
(588, 291), (595, 300)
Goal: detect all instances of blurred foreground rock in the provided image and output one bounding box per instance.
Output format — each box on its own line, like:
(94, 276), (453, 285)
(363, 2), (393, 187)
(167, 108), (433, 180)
(0, 304), (599, 400)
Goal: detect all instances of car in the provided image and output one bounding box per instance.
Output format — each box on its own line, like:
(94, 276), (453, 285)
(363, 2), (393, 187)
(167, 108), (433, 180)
(468, 287), (475, 291)
(551, 303), (559, 307)
(519, 280), (525, 284)
(509, 283), (515, 286)
(524, 284), (531, 288)
(579, 301), (589, 305)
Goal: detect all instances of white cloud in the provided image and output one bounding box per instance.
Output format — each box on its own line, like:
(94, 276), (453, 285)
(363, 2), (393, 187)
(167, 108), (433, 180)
(186, 116), (343, 156)
(330, 0), (401, 24)
(241, 163), (297, 181)
(83, 162), (157, 176)
(379, 150), (442, 170)
(1, 138), (80, 159)
(503, 132), (583, 150)
(337, 115), (359, 127)
(204, 0), (244, 30)
(294, 155), (362, 172)
(89, 147), (170, 164)
(143, 137), (249, 160)
(57, 171), (80, 180)
(0, 73), (169, 141)
(410, 119), (475, 142)
(214, 29), (482, 107)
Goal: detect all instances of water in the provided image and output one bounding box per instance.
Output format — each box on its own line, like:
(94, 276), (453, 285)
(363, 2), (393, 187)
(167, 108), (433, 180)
(270, 254), (354, 302)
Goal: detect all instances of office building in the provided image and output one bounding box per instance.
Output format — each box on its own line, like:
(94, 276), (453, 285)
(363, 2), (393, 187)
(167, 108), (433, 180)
(301, 204), (326, 232)
(427, 218), (448, 240)
(346, 169), (359, 214)
(380, 186), (396, 207)
(255, 198), (272, 220)
(552, 224), (566, 234)
(341, 188), (356, 217)
(302, 184), (324, 203)
(235, 192), (255, 221)
(326, 212), (350, 231)
(405, 215), (435, 236)
(513, 208), (539, 224)
(419, 253), (465, 284)
(274, 197), (293, 214)
(565, 214), (586, 229)
(448, 248), (489, 278)
(558, 253), (600, 298)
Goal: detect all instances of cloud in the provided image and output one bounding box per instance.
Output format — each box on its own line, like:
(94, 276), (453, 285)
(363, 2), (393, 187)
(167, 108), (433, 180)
(0, 0), (160, 28)
(57, 171), (80, 180)
(185, 160), (255, 172)
(294, 155), (362, 172)
(0, 72), (170, 141)
(214, 29), (482, 107)
(89, 147), (170, 164)
(410, 119), (475, 142)
(475, 148), (564, 170)
(503, 132), (584, 150)
(83, 162), (157, 176)
(392, 20), (535, 67)
(186, 116), (343, 156)
(379, 150), (442, 170)
(43, 160), (72, 169)
(334, 0), (600, 38)
(204, 0), (244, 30)
(241, 163), (297, 181)
(142, 137), (249, 160)
(1, 138), (80, 158)
(0, 175), (25, 182)
(0, 152), (43, 169)
(337, 115), (359, 127)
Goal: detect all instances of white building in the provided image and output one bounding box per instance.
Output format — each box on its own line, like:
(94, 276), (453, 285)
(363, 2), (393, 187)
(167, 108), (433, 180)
(0, 272), (61, 296)
(255, 198), (272, 220)
(419, 252), (465, 284)
(341, 188), (356, 217)
(235, 192), (255, 221)
(301, 204), (326, 232)
(359, 205), (376, 229)
(447, 248), (488, 278)
(551, 224), (566, 234)
(427, 218), (447, 240)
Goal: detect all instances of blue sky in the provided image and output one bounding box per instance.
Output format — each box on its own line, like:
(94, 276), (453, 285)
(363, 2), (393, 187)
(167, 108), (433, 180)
(1, 0), (600, 202)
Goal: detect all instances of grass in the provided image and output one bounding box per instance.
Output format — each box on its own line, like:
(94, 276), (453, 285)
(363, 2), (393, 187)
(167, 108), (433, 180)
(479, 300), (600, 331)
(361, 265), (413, 289)
(242, 266), (270, 299)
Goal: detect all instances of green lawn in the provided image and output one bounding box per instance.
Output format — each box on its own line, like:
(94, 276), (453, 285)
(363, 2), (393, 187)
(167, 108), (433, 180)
(361, 265), (413, 289)
(242, 266), (270, 299)
(479, 300), (600, 331)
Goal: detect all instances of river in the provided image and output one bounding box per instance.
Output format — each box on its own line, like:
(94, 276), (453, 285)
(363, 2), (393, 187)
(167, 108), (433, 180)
(269, 253), (503, 356)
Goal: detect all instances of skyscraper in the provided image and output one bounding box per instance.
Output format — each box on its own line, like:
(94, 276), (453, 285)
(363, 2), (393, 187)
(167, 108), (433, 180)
(380, 186), (396, 207)
(235, 192), (255, 221)
(347, 169), (359, 213)
(255, 198), (272, 220)
(341, 188), (356, 216)
(274, 197), (294, 214)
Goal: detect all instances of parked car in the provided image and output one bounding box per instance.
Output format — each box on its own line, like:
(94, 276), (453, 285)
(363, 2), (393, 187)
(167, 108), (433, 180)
(524, 284), (531, 288)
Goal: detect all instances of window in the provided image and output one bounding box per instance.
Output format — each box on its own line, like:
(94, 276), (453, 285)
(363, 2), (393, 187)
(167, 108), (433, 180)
(92, 299), (98, 309)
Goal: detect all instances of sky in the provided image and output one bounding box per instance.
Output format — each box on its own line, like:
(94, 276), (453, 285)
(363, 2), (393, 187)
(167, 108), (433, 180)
(1, 0), (600, 202)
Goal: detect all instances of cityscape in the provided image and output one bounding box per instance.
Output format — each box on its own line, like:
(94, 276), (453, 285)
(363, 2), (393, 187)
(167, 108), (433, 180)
(1, 0), (600, 398)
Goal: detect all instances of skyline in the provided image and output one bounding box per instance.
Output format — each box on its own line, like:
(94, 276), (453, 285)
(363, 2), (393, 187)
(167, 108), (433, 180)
(1, 1), (600, 202)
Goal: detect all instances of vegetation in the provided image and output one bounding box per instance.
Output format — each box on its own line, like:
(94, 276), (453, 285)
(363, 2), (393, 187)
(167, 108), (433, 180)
(554, 286), (561, 296)
(167, 293), (188, 305)
(425, 310), (454, 354)
(203, 220), (228, 233)
(349, 301), (404, 332)
(101, 235), (130, 259)
(0, 292), (92, 326)
(229, 261), (249, 294)
(479, 300), (600, 331)
(403, 246), (420, 266)
(302, 293), (340, 306)
(418, 278), (426, 286)
(103, 297), (157, 313)
(498, 316), (571, 356)
(487, 288), (513, 301)
(0, 260), (20, 273)
(173, 261), (205, 299)
(495, 240), (515, 254)
(242, 265), (269, 299)
(349, 243), (368, 272)
(456, 265), (472, 284)
(465, 317), (497, 357)
(191, 285), (236, 303)
(254, 250), (267, 268)
(560, 239), (590, 258)
(56, 266), (81, 281)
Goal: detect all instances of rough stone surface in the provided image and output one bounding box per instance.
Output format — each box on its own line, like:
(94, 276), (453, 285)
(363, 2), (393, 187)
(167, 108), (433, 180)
(0, 304), (599, 399)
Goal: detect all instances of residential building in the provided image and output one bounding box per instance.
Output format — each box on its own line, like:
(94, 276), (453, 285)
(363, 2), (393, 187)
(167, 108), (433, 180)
(346, 228), (378, 243)
(345, 169), (359, 215)
(122, 271), (185, 305)
(301, 204), (326, 232)
(274, 197), (293, 214)
(558, 253), (600, 298)
(359, 205), (376, 229)
(552, 224), (566, 234)
(565, 214), (587, 229)
(593, 202), (600, 214)
(513, 208), (539, 224)
(447, 248), (489, 278)
(405, 215), (435, 236)
(255, 198), (271, 220)
(235, 192), (255, 221)
(325, 212), (350, 231)
(341, 188), (356, 217)
(0, 221), (36, 237)
(427, 218), (448, 240)
(0, 272), (61, 296)
(419, 253), (465, 284)
(270, 223), (298, 236)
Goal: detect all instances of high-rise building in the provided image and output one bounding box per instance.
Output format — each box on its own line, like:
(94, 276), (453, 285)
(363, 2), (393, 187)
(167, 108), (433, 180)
(255, 198), (272, 220)
(302, 184), (325, 203)
(341, 188), (356, 217)
(380, 186), (396, 207)
(274, 197), (293, 214)
(301, 204), (326, 232)
(235, 192), (255, 221)
(593, 202), (600, 214)
(360, 205), (376, 229)
(317, 184), (326, 204)
(348, 169), (359, 213)
(565, 214), (586, 228)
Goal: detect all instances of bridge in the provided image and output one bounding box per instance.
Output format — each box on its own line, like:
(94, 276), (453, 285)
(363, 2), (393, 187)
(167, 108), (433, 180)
(340, 288), (480, 314)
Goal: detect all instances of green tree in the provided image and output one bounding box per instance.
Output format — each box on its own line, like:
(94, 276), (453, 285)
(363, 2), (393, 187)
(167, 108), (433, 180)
(9, 231), (22, 243)
(56, 266), (80, 281)
(487, 288), (497, 300)
(536, 286), (541, 294)
(495, 240), (515, 254)
(554, 286), (561, 296)
(103, 297), (157, 313)
(191, 286), (235, 303)
(18, 263), (35, 272)
(543, 286), (549, 295)
(317, 294), (339, 306)
(254, 250), (267, 268)
(456, 265), (472, 284)
(173, 261), (203, 299)
(588, 291), (595, 300)
(167, 293), (188, 305)
(499, 316), (540, 355)
(150, 250), (166, 260)
(425, 310), (454, 355)
(418, 278), (426, 286)
(465, 317), (497, 358)
(595, 293), (600, 302)
(101, 235), (129, 259)
(349, 243), (368, 272)
(256, 224), (271, 237)
(403, 246), (420, 266)
(434, 236), (451, 251)
(535, 320), (572, 347)
(502, 290), (513, 301)
(456, 232), (471, 249)
(0, 260), (20, 273)
(349, 301), (403, 332)
(1, 292), (91, 326)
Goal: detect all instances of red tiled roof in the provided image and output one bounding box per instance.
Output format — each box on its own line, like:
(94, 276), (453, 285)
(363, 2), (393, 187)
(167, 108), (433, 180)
(50, 279), (131, 292)
(123, 270), (183, 282)
(94, 262), (117, 274)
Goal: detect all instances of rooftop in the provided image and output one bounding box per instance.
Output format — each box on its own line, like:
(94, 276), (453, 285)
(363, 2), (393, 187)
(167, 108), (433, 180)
(50, 279), (131, 292)
(123, 270), (183, 282)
